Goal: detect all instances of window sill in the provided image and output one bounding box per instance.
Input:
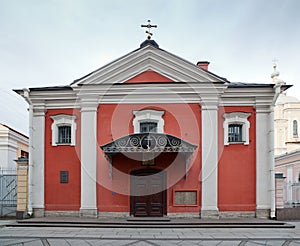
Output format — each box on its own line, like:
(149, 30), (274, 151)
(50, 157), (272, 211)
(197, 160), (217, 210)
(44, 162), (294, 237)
(54, 143), (73, 146)
(226, 141), (246, 145)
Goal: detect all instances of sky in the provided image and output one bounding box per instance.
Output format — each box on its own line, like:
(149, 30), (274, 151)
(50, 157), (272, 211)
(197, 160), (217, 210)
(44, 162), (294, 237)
(0, 0), (300, 135)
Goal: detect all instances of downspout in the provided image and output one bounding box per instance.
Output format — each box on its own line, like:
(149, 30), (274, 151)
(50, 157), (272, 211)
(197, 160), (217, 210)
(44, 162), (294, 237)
(23, 88), (33, 216)
(270, 83), (281, 218)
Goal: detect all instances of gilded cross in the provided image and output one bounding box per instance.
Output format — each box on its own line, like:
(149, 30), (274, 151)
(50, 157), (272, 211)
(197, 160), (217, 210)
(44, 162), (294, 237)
(141, 20), (157, 40)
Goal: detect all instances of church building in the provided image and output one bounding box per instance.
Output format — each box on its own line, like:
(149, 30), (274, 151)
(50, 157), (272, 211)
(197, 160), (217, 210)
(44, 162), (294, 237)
(15, 24), (289, 219)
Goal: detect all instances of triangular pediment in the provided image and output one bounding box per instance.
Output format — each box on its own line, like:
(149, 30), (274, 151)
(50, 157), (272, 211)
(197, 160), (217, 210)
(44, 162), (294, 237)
(125, 70), (174, 83)
(71, 43), (228, 86)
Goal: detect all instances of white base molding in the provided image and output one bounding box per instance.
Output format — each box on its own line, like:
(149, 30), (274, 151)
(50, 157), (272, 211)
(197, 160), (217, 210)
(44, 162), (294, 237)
(98, 212), (128, 218)
(80, 208), (98, 218)
(168, 212), (199, 218)
(256, 209), (270, 219)
(45, 211), (79, 217)
(33, 208), (45, 218)
(219, 211), (256, 218)
(200, 210), (219, 219)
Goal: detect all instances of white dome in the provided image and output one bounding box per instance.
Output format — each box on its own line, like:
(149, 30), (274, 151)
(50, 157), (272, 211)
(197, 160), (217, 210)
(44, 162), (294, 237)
(276, 94), (300, 105)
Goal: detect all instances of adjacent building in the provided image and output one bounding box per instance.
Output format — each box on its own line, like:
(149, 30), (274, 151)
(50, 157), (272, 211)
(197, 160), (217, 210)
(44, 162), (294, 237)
(0, 123), (29, 170)
(275, 93), (300, 155)
(274, 85), (300, 206)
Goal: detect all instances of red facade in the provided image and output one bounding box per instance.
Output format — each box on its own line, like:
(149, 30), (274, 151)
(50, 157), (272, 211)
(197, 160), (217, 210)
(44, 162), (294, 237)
(44, 94), (257, 214)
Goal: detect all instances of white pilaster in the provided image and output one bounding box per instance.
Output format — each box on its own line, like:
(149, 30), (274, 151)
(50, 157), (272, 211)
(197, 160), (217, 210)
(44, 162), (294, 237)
(31, 104), (46, 217)
(256, 105), (272, 218)
(201, 101), (219, 218)
(80, 98), (98, 217)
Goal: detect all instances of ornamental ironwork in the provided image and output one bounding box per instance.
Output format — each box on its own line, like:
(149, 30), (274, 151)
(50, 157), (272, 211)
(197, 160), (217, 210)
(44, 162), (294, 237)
(100, 133), (197, 156)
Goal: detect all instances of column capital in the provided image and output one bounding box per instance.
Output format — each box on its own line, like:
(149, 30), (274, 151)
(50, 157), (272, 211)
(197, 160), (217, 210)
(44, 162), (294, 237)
(33, 103), (46, 117)
(200, 96), (219, 111)
(255, 104), (271, 114)
(201, 103), (219, 111)
(80, 98), (99, 113)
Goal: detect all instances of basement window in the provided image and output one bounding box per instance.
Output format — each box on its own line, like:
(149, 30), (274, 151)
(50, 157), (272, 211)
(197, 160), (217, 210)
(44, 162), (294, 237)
(60, 171), (69, 183)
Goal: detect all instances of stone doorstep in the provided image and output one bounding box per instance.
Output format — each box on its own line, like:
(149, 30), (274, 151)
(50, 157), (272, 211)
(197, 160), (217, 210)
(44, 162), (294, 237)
(127, 217), (171, 222)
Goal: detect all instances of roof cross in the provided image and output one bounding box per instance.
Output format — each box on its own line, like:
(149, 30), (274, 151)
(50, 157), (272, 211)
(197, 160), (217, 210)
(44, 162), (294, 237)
(272, 58), (279, 68)
(141, 20), (157, 40)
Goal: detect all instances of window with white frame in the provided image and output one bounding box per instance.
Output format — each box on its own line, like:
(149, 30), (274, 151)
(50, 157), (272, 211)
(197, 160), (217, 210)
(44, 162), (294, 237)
(293, 120), (298, 138)
(223, 112), (251, 145)
(140, 122), (158, 133)
(228, 124), (243, 142)
(58, 125), (71, 144)
(51, 114), (77, 146)
(133, 110), (164, 133)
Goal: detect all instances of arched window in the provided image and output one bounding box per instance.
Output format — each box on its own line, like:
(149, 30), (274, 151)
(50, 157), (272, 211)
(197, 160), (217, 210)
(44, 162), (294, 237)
(293, 120), (298, 138)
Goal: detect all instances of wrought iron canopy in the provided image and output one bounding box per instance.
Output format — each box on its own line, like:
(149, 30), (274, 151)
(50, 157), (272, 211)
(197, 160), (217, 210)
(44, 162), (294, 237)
(100, 133), (197, 157)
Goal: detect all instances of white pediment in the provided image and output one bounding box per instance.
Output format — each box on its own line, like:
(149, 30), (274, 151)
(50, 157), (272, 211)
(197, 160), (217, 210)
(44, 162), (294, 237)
(71, 43), (228, 86)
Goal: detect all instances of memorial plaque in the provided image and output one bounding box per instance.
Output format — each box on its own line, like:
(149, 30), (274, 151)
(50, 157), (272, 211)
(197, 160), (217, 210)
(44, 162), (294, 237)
(174, 191), (197, 205)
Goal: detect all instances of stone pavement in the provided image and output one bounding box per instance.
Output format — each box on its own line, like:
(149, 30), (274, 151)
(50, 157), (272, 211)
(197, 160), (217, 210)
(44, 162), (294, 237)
(1, 220), (300, 245)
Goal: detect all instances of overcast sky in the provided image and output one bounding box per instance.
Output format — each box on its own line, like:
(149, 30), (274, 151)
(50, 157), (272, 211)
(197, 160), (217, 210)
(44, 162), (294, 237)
(1, 0), (299, 135)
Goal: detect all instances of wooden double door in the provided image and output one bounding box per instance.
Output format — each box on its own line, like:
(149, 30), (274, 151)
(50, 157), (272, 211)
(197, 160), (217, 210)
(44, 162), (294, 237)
(130, 168), (167, 217)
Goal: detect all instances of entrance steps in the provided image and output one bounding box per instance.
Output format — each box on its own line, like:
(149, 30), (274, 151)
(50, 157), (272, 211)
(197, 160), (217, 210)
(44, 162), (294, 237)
(12, 217), (295, 228)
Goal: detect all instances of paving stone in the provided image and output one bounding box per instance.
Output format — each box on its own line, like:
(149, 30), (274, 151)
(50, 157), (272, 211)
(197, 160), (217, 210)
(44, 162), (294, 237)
(48, 239), (71, 246)
(23, 239), (44, 246)
(148, 240), (182, 246)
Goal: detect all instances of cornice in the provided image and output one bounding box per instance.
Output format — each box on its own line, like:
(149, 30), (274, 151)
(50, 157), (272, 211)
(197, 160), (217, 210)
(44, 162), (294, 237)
(72, 46), (227, 85)
(275, 149), (300, 163)
(16, 81), (277, 108)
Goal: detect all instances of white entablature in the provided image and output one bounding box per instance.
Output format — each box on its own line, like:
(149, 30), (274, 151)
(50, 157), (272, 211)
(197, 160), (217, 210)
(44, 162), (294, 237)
(71, 44), (228, 86)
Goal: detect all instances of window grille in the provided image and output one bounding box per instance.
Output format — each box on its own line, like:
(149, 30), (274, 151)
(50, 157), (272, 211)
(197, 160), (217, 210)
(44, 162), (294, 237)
(58, 126), (71, 144)
(293, 120), (298, 138)
(228, 124), (243, 142)
(60, 171), (69, 183)
(140, 122), (158, 133)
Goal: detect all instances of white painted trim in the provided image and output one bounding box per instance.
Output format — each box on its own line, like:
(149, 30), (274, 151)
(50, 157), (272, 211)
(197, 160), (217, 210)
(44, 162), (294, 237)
(72, 45), (227, 85)
(201, 103), (219, 216)
(132, 110), (165, 133)
(16, 83), (277, 109)
(256, 107), (272, 212)
(31, 105), (46, 211)
(80, 102), (98, 213)
(223, 112), (251, 145)
(50, 114), (77, 146)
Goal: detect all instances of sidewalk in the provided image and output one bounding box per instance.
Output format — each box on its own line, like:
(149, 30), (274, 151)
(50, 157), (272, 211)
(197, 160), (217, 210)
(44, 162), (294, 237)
(0, 220), (15, 227)
(1, 221), (300, 245)
(12, 216), (295, 228)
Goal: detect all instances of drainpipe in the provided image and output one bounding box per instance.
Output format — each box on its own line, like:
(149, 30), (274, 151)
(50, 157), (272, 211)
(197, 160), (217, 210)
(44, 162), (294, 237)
(23, 88), (33, 216)
(270, 83), (282, 218)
